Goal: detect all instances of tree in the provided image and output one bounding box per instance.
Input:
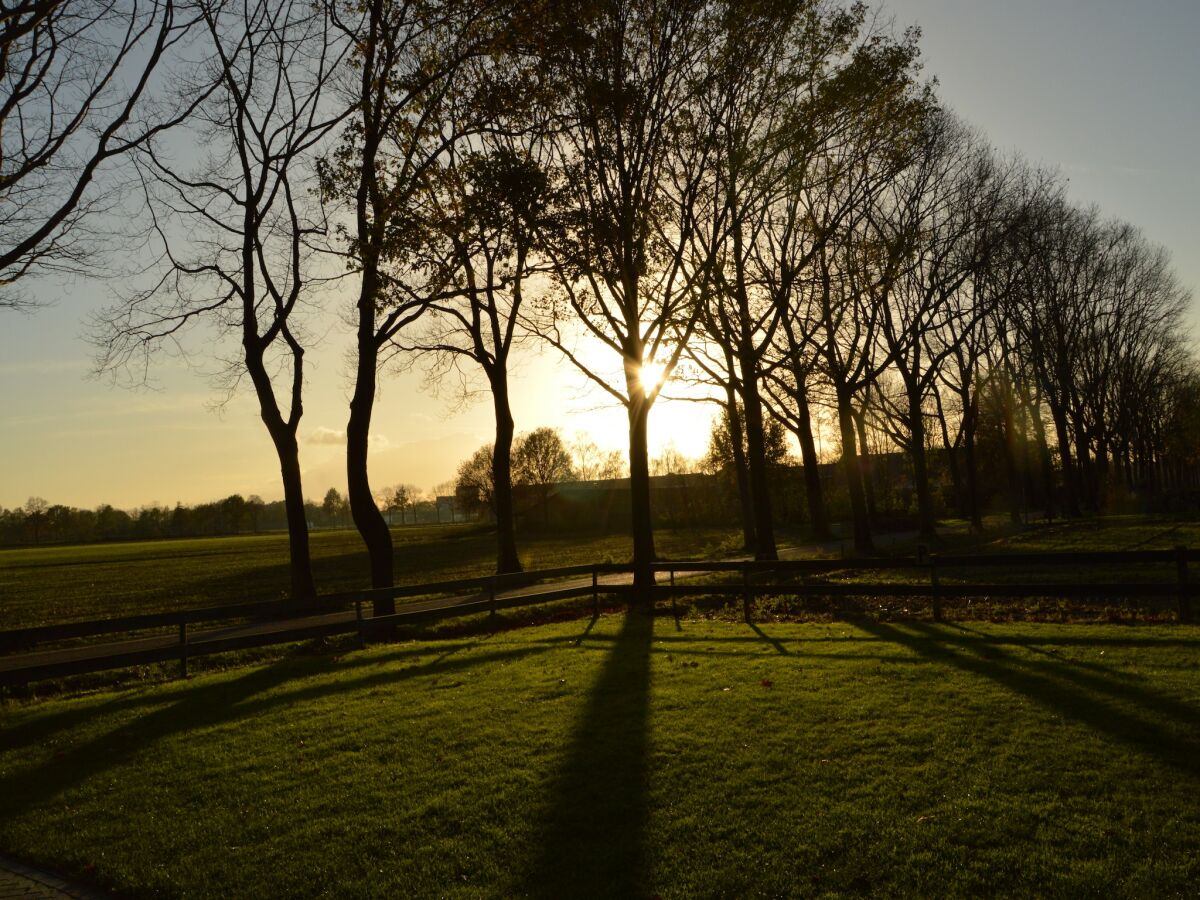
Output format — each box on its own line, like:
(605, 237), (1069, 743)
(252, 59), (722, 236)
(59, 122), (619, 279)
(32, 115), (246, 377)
(685, 0), (872, 559)
(513, 427), (574, 525)
(871, 114), (1012, 540)
(400, 135), (558, 571)
(534, 0), (718, 590)
(246, 495), (266, 533)
(92, 0), (351, 604)
(795, 36), (932, 554)
(23, 496), (48, 545)
(324, 0), (508, 608)
(704, 406), (788, 474)
(322, 488), (346, 527)
(571, 435), (627, 482)
(221, 494), (247, 533)
(455, 444), (495, 517)
(1, 0), (203, 310)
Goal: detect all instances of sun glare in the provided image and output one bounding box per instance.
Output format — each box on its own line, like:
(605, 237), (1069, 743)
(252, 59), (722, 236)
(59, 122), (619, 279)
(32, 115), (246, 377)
(639, 361), (668, 391)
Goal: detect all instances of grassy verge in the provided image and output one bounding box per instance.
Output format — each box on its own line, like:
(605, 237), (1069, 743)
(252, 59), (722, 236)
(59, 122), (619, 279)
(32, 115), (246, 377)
(1, 615), (1197, 898)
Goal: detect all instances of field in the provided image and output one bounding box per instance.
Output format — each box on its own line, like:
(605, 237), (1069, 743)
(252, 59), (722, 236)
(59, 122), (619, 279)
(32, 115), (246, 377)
(1, 614), (1197, 897)
(3, 515), (1199, 633)
(0, 525), (745, 630)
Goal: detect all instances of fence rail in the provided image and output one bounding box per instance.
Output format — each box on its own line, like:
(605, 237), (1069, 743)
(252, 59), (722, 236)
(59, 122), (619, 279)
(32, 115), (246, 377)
(0, 564), (635, 685)
(0, 548), (1194, 686)
(654, 546), (1195, 625)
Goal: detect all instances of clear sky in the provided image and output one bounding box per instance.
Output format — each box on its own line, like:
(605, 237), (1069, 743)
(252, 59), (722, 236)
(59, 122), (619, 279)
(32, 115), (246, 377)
(2, 0), (1197, 510)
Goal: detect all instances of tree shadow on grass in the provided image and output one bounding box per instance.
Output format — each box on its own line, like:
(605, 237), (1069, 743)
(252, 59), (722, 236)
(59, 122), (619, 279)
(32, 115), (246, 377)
(859, 621), (1200, 777)
(522, 610), (654, 898)
(0, 638), (552, 824)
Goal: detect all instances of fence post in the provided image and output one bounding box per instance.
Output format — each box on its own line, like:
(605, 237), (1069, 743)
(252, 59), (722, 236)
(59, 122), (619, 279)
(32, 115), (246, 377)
(930, 552), (943, 623)
(1176, 546), (1192, 624)
(669, 565), (679, 627)
(355, 597), (365, 649)
(489, 577), (497, 629)
(592, 566), (599, 619)
(742, 563), (752, 624)
(179, 622), (188, 678)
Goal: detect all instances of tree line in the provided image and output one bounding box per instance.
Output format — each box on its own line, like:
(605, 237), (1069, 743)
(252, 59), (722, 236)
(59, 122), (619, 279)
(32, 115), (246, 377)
(0, 487), (457, 547)
(4, 1), (1197, 603)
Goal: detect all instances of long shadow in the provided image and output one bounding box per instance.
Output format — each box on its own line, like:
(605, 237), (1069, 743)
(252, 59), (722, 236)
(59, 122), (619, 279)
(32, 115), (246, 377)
(860, 621), (1200, 777)
(0, 637), (487, 751)
(948, 623), (1143, 681)
(748, 622), (791, 655)
(523, 610), (654, 898)
(1, 640), (552, 823)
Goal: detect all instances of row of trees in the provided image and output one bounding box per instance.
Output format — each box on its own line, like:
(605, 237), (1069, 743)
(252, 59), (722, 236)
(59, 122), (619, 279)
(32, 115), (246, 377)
(5, 1), (1196, 602)
(4, 494), (277, 546)
(0, 488), (466, 547)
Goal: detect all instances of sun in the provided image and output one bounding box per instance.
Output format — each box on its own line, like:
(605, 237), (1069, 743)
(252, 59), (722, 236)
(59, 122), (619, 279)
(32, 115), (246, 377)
(639, 360), (668, 391)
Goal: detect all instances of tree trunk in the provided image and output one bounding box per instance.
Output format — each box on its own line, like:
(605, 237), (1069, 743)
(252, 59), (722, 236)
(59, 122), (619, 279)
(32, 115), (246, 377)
(837, 387), (874, 554)
(348, 325), (395, 615)
(627, 392), (656, 595)
(274, 429), (318, 605)
(854, 406), (878, 521)
(1050, 404), (1081, 518)
(791, 369), (831, 540)
(1024, 388), (1056, 520)
(1000, 385), (1023, 526)
(1074, 421), (1095, 512)
(724, 386), (756, 553)
(906, 386), (937, 541)
(244, 341), (316, 606)
(490, 373), (523, 574)
(739, 353), (778, 561)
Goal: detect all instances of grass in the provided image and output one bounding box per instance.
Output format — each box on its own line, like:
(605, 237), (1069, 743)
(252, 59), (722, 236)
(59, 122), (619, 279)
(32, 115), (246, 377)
(3, 513), (1197, 631)
(0, 525), (743, 630)
(1, 613), (1197, 897)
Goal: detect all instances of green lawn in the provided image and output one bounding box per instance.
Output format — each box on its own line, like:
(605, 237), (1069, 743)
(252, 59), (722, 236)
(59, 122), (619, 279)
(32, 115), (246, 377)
(0, 526), (742, 629)
(1, 615), (1197, 897)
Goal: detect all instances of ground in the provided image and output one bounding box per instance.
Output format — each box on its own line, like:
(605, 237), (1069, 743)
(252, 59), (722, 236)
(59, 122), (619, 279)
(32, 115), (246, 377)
(3, 514), (1198, 629)
(1, 615), (1197, 898)
(0, 525), (743, 629)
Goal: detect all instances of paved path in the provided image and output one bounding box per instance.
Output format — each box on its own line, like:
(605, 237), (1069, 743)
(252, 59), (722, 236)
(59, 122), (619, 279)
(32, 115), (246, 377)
(0, 856), (106, 899)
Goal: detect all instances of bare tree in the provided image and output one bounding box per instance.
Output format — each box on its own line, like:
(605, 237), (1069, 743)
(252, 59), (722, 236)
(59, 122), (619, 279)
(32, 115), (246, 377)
(1, 0), (203, 309)
(793, 36), (931, 554)
(93, 0), (352, 604)
(871, 115), (1014, 540)
(396, 118), (557, 571)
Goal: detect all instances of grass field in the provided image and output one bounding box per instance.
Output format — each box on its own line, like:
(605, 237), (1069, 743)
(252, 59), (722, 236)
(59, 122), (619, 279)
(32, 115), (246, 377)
(0, 525), (744, 630)
(3, 514), (1199, 632)
(1, 614), (1197, 898)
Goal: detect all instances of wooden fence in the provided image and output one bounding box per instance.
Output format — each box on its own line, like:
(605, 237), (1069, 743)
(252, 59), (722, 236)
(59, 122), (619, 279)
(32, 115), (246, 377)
(0, 549), (1194, 686)
(652, 546), (1196, 625)
(0, 563), (631, 685)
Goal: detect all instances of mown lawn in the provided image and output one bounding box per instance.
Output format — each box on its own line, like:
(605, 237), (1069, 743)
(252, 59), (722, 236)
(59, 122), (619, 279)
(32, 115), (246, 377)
(1, 615), (1197, 898)
(0, 526), (742, 629)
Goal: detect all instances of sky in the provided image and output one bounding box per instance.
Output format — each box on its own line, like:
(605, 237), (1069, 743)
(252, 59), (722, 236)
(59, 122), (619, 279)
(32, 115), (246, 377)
(2, 0), (1198, 511)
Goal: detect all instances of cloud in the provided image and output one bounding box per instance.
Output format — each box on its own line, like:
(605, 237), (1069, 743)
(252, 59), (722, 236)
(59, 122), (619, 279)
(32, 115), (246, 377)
(307, 426), (390, 450)
(308, 426), (347, 446)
